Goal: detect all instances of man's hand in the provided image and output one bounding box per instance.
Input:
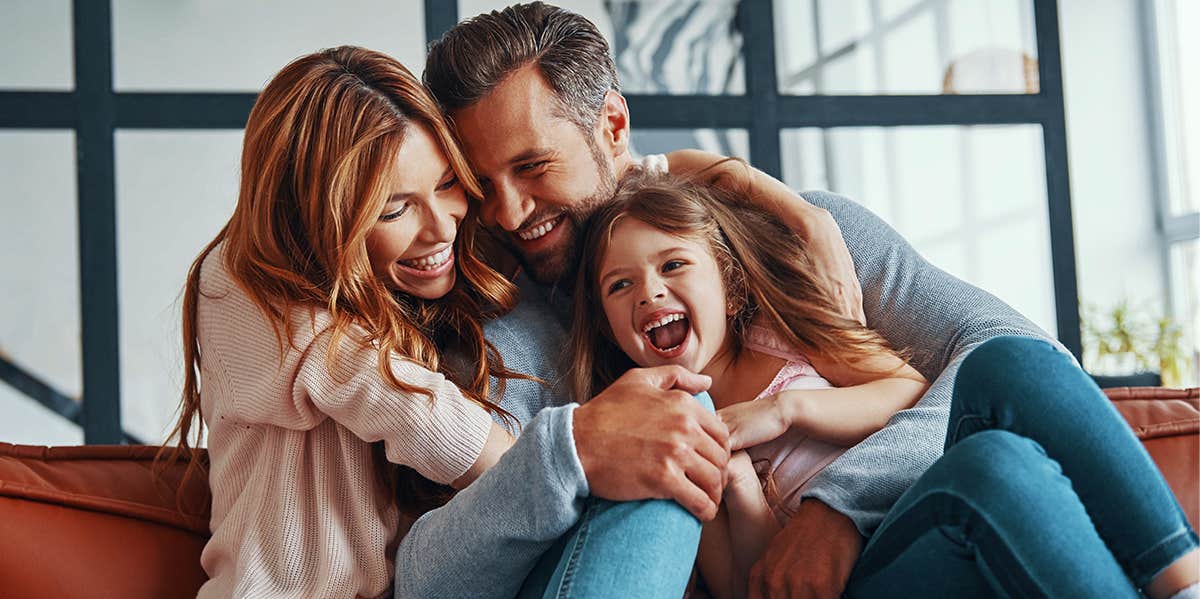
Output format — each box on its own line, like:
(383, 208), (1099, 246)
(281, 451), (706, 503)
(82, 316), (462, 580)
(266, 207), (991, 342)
(749, 499), (863, 599)
(788, 203), (866, 326)
(573, 366), (730, 521)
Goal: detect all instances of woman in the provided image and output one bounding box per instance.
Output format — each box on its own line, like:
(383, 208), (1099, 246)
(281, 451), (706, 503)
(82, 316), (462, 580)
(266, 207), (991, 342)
(163, 46), (523, 598)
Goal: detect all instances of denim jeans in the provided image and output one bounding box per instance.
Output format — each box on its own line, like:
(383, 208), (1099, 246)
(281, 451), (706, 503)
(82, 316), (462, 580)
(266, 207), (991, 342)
(515, 392), (715, 599)
(846, 336), (1199, 598)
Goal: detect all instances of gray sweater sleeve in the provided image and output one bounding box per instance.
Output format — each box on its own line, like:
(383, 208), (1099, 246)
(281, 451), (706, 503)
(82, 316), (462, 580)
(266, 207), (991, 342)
(798, 190), (1066, 536)
(393, 404), (589, 598)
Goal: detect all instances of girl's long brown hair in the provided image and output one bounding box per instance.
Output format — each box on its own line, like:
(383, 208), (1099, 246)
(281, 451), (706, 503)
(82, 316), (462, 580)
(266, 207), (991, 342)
(569, 171), (904, 402)
(158, 46), (521, 516)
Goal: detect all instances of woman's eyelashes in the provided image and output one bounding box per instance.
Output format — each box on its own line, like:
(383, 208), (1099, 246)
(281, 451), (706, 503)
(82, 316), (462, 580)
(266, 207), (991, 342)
(436, 176), (459, 192)
(380, 202), (410, 222)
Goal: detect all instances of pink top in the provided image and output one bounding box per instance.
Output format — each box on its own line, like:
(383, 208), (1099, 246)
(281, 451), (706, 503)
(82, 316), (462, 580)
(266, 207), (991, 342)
(195, 244), (494, 599)
(742, 326), (846, 525)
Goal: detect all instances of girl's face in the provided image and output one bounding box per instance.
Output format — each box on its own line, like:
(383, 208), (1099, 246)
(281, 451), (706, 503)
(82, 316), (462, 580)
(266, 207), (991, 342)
(366, 124), (467, 300)
(597, 218), (733, 373)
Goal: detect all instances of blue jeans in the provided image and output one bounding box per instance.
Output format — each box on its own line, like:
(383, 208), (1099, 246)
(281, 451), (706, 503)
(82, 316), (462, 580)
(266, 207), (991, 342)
(516, 392), (714, 599)
(847, 336), (1199, 597)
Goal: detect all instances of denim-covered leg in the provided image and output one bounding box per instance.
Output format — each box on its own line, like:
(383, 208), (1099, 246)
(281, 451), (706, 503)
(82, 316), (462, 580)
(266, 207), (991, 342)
(950, 336), (1199, 587)
(517, 392), (714, 599)
(847, 429), (1140, 598)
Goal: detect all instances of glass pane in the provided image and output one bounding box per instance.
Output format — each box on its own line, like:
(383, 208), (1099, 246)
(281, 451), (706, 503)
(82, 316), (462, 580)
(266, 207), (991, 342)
(0, 131), (82, 406)
(459, 0), (745, 95)
(116, 130), (242, 443)
(0, 385), (82, 445)
(1159, 0), (1199, 216)
(781, 125), (1056, 335)
(113, 0), (426, 92)
(1168, 240), (1198, 387)
(631, 128), (749, 161)
(775, 0), (1039, 95)
(0, 0), (73, 90)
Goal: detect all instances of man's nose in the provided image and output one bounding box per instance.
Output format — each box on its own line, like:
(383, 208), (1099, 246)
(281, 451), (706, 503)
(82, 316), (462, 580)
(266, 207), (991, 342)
(483, 179), (533, 232)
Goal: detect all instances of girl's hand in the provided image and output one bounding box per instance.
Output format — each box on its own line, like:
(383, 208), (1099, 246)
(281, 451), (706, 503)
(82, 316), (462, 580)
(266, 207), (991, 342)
(726, 450), (759, 492)
(718, 395), (794, 451)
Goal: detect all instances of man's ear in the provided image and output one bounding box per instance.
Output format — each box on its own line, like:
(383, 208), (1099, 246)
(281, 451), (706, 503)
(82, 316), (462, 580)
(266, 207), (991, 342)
(596, 90), (631, 158)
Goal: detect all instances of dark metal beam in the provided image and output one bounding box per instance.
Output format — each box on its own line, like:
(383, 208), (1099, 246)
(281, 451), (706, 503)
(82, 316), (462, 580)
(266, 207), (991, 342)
(73, 0), (123, 444)
(424, 0), (458, 45)
(0, 355), (80, 422)
(739, 0), (782, 178)
(1034, 0), (1082, 360)
(0, 92), (76, 128)
(115, 92), (256, 128)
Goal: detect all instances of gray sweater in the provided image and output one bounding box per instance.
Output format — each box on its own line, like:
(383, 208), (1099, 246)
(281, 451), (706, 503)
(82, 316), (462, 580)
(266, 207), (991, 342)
(392, 191), (1058, 598)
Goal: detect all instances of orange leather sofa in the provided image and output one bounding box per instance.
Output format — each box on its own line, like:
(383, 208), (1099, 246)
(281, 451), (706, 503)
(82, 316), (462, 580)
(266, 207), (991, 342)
(1, 387), (1197, 598)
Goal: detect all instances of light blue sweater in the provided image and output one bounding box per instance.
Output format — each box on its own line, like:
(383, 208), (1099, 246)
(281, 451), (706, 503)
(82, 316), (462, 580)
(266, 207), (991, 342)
(393, 191), (1059, 598)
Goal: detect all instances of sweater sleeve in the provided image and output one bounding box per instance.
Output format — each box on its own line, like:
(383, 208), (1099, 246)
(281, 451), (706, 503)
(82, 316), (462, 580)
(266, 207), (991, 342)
(393, 404), (590, 599)
(797, 190), (1068, 536)
(293, 326), (493, 486)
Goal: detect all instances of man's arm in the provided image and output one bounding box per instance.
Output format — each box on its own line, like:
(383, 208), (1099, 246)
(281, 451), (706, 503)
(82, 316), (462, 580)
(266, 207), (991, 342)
(395, 366), (726, 598)
(747, 190), (1065, 598)
(797, 189), (1063, 533)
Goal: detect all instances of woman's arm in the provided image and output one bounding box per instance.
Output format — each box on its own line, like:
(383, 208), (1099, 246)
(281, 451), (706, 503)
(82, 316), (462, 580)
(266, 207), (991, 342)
(667, 149), (865, 325)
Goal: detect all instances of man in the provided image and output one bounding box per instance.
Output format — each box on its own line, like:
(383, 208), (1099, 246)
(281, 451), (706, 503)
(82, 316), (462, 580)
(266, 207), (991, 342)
(394, 3), (1056, 597)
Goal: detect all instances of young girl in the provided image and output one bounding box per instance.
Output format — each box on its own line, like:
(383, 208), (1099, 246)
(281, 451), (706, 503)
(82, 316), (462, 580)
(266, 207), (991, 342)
(569, 172), (929, 599)
(161, 47), (525, 598)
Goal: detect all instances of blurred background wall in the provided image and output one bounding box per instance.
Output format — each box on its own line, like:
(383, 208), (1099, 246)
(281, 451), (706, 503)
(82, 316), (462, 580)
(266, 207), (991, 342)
(1, 0), (1196, 446)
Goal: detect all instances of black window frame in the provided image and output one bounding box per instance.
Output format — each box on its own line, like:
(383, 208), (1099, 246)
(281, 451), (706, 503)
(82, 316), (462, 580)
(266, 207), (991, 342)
(0, 0), (1080, 444)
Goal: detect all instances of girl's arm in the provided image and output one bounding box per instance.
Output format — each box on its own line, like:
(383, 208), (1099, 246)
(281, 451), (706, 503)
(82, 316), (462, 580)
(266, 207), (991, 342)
(666, 149), (865, 325)
(451, 423), (516, 489)
(721, 354), (928, 450)
(707, 451), (781, 599)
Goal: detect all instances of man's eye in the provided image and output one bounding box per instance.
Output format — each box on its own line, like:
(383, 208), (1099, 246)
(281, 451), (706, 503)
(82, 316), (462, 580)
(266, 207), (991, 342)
(436, 176), (459, 192)
(662, 260), (686, 272)
(380, 203), (410, 222)
(517, 161), (547, 173)
(607, 279), (631, 294)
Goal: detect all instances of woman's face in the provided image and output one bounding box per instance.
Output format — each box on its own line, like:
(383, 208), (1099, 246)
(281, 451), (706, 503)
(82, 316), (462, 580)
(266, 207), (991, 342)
(366, 124), (467, 300)
(596, 218), (733, 373)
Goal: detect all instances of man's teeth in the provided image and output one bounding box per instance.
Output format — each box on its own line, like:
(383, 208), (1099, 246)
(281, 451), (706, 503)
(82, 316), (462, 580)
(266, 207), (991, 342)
(401, 247), (452, 270)
(642, 312), (685, 333)
(518, 218), (558, 241)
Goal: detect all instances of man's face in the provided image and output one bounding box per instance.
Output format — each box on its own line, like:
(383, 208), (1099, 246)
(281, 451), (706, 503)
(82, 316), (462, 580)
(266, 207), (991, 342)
(452, 65), (617, 286)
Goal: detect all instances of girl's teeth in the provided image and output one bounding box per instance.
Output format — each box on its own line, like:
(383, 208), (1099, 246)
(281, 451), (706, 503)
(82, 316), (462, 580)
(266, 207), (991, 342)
(401, 247), (451, 270)
(519, 218), (558, 241)
(642, 312), (684, 333)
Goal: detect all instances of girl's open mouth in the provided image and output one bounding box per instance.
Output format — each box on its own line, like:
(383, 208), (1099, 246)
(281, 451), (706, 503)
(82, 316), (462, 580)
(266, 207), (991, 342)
(641, 311), (691, 358)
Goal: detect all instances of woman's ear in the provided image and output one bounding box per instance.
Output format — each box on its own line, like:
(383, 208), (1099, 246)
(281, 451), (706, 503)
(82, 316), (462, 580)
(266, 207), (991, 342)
(596, 90), (631, 158)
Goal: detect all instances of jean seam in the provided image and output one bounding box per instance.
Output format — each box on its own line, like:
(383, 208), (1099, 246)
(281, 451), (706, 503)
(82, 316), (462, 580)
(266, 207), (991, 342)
(554, 501), (594, 598)
(948, 414), (993, 446)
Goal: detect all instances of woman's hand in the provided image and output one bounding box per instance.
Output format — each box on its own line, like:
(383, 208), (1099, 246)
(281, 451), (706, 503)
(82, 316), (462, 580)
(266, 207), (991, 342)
(719, 395), (794, 452)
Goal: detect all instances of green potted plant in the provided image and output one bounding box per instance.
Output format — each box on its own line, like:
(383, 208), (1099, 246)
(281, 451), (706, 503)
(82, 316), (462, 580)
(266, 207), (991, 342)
(1082, 300), (1190, 388)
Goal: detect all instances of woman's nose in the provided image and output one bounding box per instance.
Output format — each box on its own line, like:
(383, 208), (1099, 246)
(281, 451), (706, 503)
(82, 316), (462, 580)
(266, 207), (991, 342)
(425, 202), (459, 243)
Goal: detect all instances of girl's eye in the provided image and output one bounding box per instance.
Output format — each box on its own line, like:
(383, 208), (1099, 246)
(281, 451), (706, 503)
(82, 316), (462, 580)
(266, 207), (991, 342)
(662, 260), (686, 272)
(607, 279), (631, 294)
(436, 176), (459, 192)
(380, 203), (410, 222)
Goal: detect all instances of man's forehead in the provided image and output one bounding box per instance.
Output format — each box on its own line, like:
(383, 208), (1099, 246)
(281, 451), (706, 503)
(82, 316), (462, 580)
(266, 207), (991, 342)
(450, 66), (577, 169)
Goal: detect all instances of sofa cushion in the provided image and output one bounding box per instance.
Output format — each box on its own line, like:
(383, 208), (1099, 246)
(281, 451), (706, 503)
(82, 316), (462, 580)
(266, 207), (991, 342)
(0, 388), (1196, 598)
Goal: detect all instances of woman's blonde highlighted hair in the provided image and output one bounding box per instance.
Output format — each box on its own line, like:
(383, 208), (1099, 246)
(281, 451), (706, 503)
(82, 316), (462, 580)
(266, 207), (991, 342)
(161, 46), (520, 515)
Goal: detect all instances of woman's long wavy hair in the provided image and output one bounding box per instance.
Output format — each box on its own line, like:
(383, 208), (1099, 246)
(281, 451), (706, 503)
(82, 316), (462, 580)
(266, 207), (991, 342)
(158, 46), (521, 516)
(569, 172), (904, 402)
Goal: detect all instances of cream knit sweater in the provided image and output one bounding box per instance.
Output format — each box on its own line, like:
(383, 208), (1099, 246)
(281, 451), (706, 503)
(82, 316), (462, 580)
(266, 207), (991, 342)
(194, 244), (493, 598)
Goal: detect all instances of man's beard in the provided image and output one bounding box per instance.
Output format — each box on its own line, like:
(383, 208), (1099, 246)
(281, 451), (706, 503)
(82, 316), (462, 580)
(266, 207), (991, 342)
(510, 138), (617, 288)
